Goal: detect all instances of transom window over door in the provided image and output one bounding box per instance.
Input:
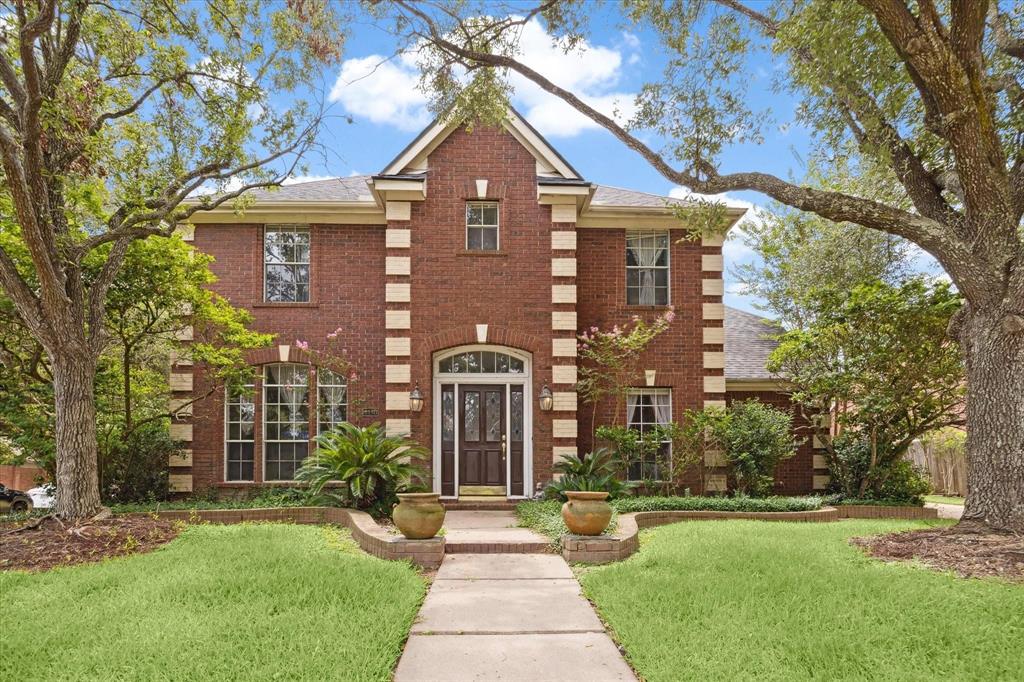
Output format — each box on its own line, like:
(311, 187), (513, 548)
(626, 388), (672, 480)
(626, 231), (670, 305)
(438, 350), (524, 374)
(466, 201), (499, 251)
(263, 364), (310, 481)
(264, 225), (310, 302)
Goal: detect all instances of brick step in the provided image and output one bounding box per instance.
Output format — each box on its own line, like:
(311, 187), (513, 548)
(442, 501), (520, 511)
(444, 540), (552, 554)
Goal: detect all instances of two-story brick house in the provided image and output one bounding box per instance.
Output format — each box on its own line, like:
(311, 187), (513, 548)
(169, 110), (826, 499)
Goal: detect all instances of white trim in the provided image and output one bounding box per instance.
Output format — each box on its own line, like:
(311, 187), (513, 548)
(431, 345), (533, 499)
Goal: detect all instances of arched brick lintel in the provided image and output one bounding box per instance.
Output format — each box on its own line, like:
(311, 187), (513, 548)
(421, 325), (550, 357)
(243, 345), (317, 366)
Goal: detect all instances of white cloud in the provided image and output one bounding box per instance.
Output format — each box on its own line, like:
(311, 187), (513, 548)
(329, 53), (430, 132)
(621, 32), (641, 49)
(669, 188), (763, 264)
(328, 19), (637, 138)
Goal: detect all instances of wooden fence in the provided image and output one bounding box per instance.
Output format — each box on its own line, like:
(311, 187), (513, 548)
(907, 438), (967, 496)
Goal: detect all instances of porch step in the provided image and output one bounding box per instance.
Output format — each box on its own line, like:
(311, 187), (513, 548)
(443, 497), (520, 511)
(445, 539), (552, 554)
(441, 510), (552, 554)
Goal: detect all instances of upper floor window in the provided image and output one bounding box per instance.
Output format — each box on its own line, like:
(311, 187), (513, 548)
(626, 231), (670, 306)
(466, 202), (499, 251)
(264, 226), (310, 302)
(626, 388), (672, 481)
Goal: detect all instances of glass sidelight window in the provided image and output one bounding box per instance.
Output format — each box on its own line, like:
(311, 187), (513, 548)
(466, 201), (499, 251)
(263, 364), (310, 480)
(626, 231), (670, 306)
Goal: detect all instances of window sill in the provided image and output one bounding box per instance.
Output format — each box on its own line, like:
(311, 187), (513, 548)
(456, 249), (509, 257)
(623, 305), (672, 311)
(251, 302), (320, 309)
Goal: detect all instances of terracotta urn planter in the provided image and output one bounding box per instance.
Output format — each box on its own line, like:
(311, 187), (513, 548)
(561, 491), (612, 536)
(392, 493), (446, 539)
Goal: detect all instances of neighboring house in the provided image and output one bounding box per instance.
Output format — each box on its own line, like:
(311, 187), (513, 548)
(171, 110), (828, 499)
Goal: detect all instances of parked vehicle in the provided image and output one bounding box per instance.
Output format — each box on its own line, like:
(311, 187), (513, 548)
(0, 484), (33, 513)
(27, 485), (54, 509)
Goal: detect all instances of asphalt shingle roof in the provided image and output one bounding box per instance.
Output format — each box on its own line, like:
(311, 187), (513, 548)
(724, 306), (783, 380)
(237, 177), (689, 210)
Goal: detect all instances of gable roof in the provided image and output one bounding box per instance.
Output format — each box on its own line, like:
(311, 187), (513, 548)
(239, 176), (374, 203)
(380, 108), (582, 179)
(591, 185), (696, 209)
(724, 306), (783, 381)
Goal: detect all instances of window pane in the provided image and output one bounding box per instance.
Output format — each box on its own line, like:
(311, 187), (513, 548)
(225, 386), (255, 482)
(481, 227), (498, 250)
(467, 227), (483, 250)
(510, 389), (524, 442)
(486, 391), (502, 441)
(264, 364), (310, 480)
(442, 388), (455, 442)
(264, 227), (310, 303)
(626, 389), (672, 481)
(464, 392), (480, 442)
(482, 205), (498, 226)
(625, 231), (670, 307)
(317, 368), (348, 435)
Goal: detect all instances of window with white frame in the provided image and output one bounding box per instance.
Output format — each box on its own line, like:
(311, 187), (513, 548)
(626, 388), (672, 480)
(626, 231), (670, 306)
(264, 225), (310, 302)
(466, 201), (499, 251)
(263, 364), (310, 480)
(317, 368), (348, 435)
(225, 385), (255, 482)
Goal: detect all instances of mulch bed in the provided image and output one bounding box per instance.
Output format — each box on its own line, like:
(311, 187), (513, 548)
(853, 527), (1024, 582)
(0, 516), (181, 572)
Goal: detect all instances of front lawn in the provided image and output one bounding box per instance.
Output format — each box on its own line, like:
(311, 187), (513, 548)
(581, 520), (1024, 681)
(0, 524), (425, 681)
(925, 494), (965, 505)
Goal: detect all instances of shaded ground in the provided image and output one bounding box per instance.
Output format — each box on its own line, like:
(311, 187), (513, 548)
(582, 520), (1024, 682)
(1, 515), (180, 571)
(853, 526), (1024, 582)
(1, 524), (425, 681)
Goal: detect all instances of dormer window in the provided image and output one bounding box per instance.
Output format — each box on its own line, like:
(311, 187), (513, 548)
(466, 202), (499, 251)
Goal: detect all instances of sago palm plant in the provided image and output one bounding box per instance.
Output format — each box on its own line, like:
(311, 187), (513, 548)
(296, 422), (429, 513)
(543, 448), (636, 501)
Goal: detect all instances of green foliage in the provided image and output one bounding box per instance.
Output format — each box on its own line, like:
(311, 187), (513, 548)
(99, 423), (176, 504)
(736, 207), (914, 328)
(515, 499), (574, 547)
(595, 423), (682, 486)
(610, 495), (823, 513)
(109, 487), (312, 513)
(295, 423), (429, 515)
(715, 400), (797, 496)
(543, 448), (636, 501)
(580, 520), (1021, 681)
(0, 525), (425, 680)
(576, 311), (674, 428)
(770, 278), (964, 492)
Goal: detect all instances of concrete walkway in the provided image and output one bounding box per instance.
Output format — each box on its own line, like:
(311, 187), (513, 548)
(394, 553), (636, 681)
(926, 502), (964, 520)
(443, 510), (550, 553)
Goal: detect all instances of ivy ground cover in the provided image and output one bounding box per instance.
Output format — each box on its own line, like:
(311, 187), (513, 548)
(581, 519), (1023, 681)
(0, 524), (425, 681)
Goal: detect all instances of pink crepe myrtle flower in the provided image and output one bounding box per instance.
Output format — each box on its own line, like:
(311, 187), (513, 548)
(295, 339), (310, 351)
(664, 310), (676, 323)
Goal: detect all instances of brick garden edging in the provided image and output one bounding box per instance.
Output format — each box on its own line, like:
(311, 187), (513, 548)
(835, 505), (939, 520)
(126, 506), (444, 568)
(562, 507), (841, 565)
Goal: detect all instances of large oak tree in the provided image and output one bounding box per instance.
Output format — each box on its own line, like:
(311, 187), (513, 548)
(382, 0), (1024, 530)
(0, 0), (342, 519)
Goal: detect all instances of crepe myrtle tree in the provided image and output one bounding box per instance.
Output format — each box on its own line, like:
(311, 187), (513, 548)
(378, 0), (1024, 532)
(0, 0), (343, 520)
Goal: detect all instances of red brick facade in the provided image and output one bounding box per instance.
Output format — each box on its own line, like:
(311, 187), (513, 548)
(173, 120), (817, 497)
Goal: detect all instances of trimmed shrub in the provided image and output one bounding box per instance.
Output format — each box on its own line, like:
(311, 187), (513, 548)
(612, 495), (824, 513)
(719, 400), (798, 496)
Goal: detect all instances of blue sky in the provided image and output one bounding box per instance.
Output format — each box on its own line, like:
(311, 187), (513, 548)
(280, 8), (900, 316)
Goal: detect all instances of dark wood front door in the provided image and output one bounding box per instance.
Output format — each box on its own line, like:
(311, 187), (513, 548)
(458, 384), (506, 488)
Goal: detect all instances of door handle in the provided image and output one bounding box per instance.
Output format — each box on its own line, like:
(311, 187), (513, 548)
(501, 435), (507, 459)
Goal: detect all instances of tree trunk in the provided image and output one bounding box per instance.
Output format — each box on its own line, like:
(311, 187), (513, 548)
(51, 356), (102, 520)
(959, 308), (1024, 532)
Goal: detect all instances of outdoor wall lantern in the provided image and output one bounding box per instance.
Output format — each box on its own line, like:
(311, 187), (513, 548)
(409, 384), (424, 412)
(538, 384), (554, 412)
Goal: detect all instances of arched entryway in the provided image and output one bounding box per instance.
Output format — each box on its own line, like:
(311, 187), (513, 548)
(432, 345), (533, 499)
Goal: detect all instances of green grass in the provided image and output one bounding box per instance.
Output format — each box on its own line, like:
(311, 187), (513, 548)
(581, 520), (1024, 681)
(925, 494), (965, 505)
(516, 495), (823, 546)
(0, 524), (426, 681)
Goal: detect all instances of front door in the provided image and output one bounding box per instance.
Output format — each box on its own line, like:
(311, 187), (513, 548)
(458, 384), (506, 492)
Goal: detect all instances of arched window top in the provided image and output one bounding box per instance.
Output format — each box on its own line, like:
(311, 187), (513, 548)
(437, 349), (525, 375)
